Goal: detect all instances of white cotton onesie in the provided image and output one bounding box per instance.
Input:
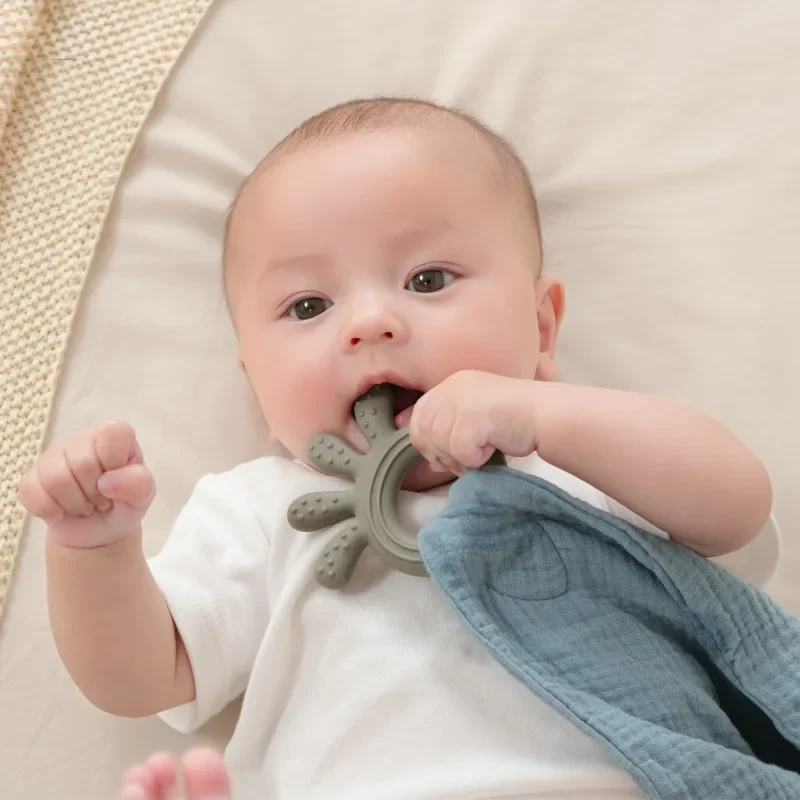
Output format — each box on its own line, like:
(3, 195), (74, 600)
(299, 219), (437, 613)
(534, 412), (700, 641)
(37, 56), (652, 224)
(147, 454), (780, 800)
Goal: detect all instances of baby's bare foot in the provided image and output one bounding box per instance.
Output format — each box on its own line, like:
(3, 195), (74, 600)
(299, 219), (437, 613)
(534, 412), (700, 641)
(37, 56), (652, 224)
(119, 748), (230, 800)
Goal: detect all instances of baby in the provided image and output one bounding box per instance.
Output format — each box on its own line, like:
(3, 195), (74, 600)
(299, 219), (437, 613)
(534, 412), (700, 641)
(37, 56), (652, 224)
(19, 98), (776, 800)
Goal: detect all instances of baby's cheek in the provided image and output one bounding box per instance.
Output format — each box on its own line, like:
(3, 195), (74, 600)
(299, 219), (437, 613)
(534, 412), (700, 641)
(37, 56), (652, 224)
(265, 361), (342, 458)
(428, 328), (536, 382)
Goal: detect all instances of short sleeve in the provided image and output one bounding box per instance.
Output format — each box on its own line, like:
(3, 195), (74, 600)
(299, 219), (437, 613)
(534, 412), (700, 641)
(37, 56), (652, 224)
(602, 495), (781, 590)
(147, 470), (271, 733)
(516, 455), (782, 590)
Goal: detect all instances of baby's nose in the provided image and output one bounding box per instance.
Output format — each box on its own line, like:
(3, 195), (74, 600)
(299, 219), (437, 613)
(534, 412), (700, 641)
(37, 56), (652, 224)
(342, 306), (407, 349)
(349, 329), (393, 347)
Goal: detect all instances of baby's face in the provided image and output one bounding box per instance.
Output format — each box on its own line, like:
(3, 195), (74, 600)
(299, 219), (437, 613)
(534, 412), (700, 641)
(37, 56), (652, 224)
(227, 123), (558, 490)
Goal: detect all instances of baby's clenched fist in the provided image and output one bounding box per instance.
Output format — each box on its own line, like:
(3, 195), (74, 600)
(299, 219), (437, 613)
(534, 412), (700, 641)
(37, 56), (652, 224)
(409, 371), (541, 476)
(18, 421), (155, 548)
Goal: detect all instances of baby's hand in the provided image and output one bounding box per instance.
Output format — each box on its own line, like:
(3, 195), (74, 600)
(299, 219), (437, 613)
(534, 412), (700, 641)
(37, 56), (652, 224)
(409, 371), (540, 476)
(18, 421), (155, 548)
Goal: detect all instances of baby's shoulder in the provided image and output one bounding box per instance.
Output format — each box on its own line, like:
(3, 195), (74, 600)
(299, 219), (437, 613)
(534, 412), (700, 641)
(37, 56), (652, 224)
(223, 453), (303, 489)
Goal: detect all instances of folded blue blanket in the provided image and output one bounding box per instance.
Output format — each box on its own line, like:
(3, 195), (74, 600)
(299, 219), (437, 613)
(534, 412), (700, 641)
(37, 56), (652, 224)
(418, 467), (800, 799)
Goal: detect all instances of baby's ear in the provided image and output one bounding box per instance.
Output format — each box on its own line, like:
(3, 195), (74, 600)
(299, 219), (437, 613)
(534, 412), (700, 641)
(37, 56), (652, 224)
(534, 275), (565, 381)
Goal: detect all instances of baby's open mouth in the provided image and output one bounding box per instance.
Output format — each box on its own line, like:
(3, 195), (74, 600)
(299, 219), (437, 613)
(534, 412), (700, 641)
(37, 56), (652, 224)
(392, 386), (424, 425)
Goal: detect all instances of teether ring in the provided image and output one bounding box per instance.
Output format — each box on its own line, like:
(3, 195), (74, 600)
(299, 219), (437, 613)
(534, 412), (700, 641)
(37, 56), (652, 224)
(287, 384), (426, 589)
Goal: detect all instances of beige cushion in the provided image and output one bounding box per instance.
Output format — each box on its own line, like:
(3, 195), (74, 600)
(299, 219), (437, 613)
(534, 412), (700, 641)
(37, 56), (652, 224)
(1, 1), (797, 797)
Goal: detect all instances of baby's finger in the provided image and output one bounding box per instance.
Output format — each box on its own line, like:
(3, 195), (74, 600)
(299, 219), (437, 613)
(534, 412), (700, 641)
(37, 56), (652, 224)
(435, 453), (466, 477)
(94, 421), (142, 472)
(17, 469), (65, 522)
(414, 441), (447, 474)
(65, 438), (112, 513)
(449, 436), (493, 471)
(408, 394), (444, 465)
(407, 401), (427, 450)
(423, 433), (464, 476)
(425, 419), (469, 475)
(427, 458), (450, 473)
(97, 464), (155, 509)
(37, 448), (94, 517)
(408, 423), (437, 468)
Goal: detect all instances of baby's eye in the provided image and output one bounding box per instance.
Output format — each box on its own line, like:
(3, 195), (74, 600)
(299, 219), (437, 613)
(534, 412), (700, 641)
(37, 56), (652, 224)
(406, 268), (455, 294)
(288, 297), (332, 320)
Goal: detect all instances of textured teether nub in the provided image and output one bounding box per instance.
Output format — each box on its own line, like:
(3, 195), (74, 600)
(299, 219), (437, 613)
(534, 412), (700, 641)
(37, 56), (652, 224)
(307, 435), (362, 480)
(314, 523), (369, 589)
(287, 490), (356, 532)
(353, 386), (398, 440)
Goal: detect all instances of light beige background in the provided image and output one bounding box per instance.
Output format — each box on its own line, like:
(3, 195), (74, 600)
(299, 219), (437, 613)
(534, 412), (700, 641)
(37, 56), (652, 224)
(1, 2), (798, 797)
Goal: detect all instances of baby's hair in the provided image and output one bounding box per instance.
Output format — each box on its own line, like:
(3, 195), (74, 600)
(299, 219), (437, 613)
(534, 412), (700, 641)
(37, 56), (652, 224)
(222, 97), (542, 300)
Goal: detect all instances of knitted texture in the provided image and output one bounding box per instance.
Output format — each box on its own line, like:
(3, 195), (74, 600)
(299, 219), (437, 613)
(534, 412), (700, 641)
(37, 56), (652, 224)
(0, 0), (214, 622)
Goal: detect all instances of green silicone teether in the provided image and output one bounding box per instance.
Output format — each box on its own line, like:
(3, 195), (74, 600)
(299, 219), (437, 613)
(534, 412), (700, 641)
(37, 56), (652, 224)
(287, 384), (425, 589)
(287, 383), (505, 589)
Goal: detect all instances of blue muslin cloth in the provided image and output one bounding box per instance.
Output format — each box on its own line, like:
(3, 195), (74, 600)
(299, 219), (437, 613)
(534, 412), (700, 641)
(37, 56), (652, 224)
(418, 467), (800, 799)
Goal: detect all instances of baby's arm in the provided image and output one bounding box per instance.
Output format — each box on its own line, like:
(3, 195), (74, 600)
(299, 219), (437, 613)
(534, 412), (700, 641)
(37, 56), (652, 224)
(533, 381), (773, 556)
(410, 372), (772, 558)
(19, 422), (195, 717)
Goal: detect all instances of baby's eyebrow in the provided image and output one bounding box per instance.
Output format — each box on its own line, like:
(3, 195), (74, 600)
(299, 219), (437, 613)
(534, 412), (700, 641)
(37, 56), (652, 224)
(257, 221), (459, 287)
(260, 253), (330, 280)
(261, 222), (456, 280)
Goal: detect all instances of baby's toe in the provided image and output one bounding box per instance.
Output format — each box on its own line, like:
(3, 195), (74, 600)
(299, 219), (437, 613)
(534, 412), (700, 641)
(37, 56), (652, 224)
(181, 748), (231, 800)
(144, 752), (179, 800)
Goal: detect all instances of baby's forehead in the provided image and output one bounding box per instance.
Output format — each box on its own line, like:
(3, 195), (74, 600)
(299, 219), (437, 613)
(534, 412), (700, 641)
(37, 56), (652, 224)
(223, 110), (541, 294)
(234, 121), (530, 236)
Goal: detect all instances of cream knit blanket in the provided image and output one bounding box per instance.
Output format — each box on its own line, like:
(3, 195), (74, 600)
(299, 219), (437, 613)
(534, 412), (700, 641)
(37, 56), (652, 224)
(0, 0), (214, 622)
